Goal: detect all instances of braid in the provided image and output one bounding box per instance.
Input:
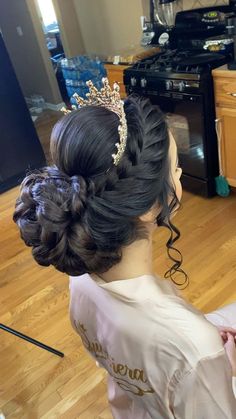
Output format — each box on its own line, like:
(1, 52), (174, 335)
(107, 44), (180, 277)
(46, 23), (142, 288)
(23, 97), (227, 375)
(91, 96), (187, 287)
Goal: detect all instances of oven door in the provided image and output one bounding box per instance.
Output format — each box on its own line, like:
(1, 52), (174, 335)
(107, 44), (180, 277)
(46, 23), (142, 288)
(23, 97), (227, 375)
(142, 92), (207, 179)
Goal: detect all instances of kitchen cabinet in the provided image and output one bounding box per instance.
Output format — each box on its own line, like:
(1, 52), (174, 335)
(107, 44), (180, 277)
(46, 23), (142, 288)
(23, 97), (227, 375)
(104, 64), (129, 99)
(213, 65), (236, 187)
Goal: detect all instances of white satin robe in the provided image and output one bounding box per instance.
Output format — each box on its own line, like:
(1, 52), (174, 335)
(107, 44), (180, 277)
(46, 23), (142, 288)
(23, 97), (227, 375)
(69, 274), (236, 418)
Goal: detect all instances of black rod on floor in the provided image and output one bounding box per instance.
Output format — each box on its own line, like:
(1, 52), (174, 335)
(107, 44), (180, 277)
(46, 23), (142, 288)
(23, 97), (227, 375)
(0, 323), (64, 358)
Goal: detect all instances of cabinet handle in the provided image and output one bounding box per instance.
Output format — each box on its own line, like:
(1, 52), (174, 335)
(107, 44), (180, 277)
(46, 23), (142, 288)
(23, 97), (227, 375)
(227, 92), (236, 97)
(215, 118), (223, 176)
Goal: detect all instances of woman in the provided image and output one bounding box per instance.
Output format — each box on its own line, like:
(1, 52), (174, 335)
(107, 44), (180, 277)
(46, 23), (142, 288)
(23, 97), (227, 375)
(14, 79), (236, 418)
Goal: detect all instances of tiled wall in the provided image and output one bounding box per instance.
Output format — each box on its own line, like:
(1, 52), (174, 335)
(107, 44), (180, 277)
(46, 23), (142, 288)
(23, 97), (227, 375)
(182, 0), (229, 10)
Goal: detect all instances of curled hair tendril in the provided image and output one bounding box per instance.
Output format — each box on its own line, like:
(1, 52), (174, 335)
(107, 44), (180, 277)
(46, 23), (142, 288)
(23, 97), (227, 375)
(157, 187), (189, 289)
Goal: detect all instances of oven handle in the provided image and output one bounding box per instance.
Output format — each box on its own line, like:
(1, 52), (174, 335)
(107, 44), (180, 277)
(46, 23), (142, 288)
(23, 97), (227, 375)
(215, 118), (223, 176)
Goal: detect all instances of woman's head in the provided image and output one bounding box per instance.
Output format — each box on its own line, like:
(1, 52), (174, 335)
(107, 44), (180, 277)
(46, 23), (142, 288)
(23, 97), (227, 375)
(13, 95), (184, 283)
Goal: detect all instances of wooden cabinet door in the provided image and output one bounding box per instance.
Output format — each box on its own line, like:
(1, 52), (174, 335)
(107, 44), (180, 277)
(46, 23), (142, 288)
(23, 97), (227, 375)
(214, 77), (236, 108)
(104, 64), (129, 99)
(216, 107), (236, 187)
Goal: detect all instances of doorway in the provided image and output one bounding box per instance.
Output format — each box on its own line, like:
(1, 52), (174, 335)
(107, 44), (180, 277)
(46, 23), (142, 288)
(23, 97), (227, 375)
(36, 0), (69, 103)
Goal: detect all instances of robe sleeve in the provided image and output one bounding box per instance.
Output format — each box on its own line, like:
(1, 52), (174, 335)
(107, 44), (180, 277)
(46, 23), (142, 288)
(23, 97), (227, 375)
(232, 377), (236, 398)
(172, 350), (236, 419)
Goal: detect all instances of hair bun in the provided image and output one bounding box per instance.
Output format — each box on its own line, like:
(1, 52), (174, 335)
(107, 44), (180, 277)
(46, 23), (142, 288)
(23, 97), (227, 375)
(31, 168), (86, 221)
(70, 174), (87, 218)
(13, 165), (119, 276)
(13, 166), (89, 250)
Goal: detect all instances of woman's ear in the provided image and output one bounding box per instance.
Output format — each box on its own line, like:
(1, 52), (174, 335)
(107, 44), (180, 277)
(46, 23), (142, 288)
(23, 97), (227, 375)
(139, 204), (161, 224)
(140, 209), (155, 223)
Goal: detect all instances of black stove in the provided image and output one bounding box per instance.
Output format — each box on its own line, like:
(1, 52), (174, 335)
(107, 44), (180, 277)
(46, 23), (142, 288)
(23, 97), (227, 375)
(130, 50), (225, 77)
(125, 49), (227, 93)
(124, 6), (234, 197)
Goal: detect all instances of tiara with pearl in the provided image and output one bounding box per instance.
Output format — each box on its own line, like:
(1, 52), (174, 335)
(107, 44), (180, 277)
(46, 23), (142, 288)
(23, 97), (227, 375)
(61, 77), (127, 166)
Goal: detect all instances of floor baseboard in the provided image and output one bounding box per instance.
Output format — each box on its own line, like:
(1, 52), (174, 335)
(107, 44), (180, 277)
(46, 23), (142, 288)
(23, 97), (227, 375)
(45, 102), (65, 111)
(25, 97), (65, 112)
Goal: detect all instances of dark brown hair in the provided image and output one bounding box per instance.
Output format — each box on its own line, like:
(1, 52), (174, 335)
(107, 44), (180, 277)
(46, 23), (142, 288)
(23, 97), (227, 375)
(13, 95), (187, 286)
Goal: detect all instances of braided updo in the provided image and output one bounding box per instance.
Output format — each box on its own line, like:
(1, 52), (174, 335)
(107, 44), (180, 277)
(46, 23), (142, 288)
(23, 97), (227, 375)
(13, 95), (186, 285)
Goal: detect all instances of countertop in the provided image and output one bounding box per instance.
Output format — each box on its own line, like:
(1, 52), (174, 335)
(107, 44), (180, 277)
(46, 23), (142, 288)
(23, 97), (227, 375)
(104, 45), (161, 65)
(212, 64), (236, 77)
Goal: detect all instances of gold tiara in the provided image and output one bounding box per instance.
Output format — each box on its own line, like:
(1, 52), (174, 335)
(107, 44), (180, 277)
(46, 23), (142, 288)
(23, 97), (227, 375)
(61, 77), (127, 166)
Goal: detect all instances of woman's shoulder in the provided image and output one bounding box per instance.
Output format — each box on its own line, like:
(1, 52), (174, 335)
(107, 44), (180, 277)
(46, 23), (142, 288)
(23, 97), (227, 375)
(149, 293), (224, 363)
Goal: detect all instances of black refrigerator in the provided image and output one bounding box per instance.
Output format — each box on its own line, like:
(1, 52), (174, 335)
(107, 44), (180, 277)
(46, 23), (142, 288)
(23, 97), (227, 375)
(0, 34), (46, 193)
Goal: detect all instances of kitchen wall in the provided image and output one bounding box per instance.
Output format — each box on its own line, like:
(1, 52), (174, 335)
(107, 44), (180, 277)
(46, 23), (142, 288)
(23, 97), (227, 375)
(73, 0), (143, 56)
(0, 0), (61, 104)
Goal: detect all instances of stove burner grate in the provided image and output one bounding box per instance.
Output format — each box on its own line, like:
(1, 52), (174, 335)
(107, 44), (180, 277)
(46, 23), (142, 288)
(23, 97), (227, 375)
(134, 50), (225, 75)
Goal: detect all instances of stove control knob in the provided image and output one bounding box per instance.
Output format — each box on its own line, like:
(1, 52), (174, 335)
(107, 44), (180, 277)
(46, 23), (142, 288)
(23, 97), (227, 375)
(179, 81), (186, 92)
(140, 77), (147, 88)
(131, 77), (137, 87)
(165, 80), (173, 91)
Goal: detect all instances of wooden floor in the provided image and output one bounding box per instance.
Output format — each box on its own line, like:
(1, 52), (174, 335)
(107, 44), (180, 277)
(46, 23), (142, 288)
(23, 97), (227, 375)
(34, 110), (62, 163)
(1, 111), (236, 418)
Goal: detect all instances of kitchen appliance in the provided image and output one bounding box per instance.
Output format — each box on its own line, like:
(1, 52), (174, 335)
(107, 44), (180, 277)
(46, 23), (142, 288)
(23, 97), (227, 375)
(154, 0), (179, 28)
(227, 16), (236, 69)
(125, 6), (234, 197)
(141, 0), (180, 47)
